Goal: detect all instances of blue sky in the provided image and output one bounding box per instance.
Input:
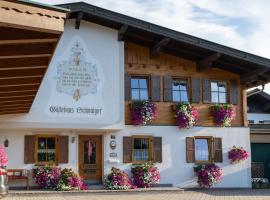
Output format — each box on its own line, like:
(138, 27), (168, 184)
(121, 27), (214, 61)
(36, 0), (270, 92)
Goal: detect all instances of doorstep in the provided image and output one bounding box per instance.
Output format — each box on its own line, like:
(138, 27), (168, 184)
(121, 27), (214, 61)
(9, 187), (184, 195)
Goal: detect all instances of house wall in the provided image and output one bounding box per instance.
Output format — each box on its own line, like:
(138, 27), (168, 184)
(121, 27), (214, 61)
(104, 126), (251, 188)
(125, 43), (245, 127)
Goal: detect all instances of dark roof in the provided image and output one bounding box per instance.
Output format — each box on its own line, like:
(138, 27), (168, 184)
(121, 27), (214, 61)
(59, 2), (270, 87)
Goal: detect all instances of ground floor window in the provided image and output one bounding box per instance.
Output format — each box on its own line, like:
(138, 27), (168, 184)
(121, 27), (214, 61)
(132, 136), (152, 163)
(35, 136), (58, 165)
(194, 137), (212, 163)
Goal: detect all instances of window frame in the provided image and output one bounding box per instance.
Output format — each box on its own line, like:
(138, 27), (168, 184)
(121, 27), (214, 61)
(131, 135), (153, 164)
(194, 136), (213, 164)
(171, 77), (190, 103)
(130, 75), (151, 101)
(34, 135), (59, 165)
(210, 80), (228, 104)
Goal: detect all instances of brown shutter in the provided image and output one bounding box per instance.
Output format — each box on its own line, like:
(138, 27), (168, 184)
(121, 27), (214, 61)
(230, 80), (239, 105)
(125, 74), (131, 101)
(186, 137), (195, 163)
(24, 135), (35, 164)
(123, 137), (133, 163)
(153, 137), (162, 163)
(163, 76), (172, 102)
(58, 136), (69, 164)
(151, 75), (161, 101)
(213, 137), (223, 163)
(203, 79), (211, 103)
(191, 77), (201, 103)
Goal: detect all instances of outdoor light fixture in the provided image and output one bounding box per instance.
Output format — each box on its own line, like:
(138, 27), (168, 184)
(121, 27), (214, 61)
(4, 139), (8, 148)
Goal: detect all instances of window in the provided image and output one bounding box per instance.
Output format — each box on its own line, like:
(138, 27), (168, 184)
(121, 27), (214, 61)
(195, 137), (212, 163)
(131, 77), (149, 100)
(211, 81), (227, 103)
(35, 136), (58, 164)
(172, 79), (189, 102)
(132, 137), (152, 162)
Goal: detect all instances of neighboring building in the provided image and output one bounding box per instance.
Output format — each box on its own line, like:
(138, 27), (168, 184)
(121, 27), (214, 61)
(1, 1), (270, 188)
(248, 89), (270, 181)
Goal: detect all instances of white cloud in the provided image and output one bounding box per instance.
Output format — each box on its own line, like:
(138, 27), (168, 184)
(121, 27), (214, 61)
(36, 0), (270, 92)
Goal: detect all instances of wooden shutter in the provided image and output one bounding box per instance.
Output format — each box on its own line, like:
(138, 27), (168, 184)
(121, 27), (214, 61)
(125, 74), (131, 101)
(151, 75), (161, 101)
(58, 136), (69, 164)
(203, 79), (211, 103)
(24, 135), (35, 164)
(153, 137), (162, 163)
(123, 137), (133, 163)
(213, 137), (223, 163)
(163, 76), (172, 102)
(186, 137), (195, 163)
(230, 80), (239, 105)
(191, 77), (201, 103)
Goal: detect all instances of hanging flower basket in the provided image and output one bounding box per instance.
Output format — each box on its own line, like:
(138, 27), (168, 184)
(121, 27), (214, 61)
(212, 104), (236, 127)
(175, 103), (198, 129)
(131, 101), (158, 125)
(197, 164), (222, 188)
(228, 146), (249, 164)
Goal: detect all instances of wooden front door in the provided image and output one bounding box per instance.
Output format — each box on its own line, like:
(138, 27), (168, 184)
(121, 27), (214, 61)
(79, 135), (102, 184)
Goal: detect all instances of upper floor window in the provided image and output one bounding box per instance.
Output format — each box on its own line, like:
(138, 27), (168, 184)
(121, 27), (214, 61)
(131, 77), (149, 100)
(211, 81), (227, 103)
(35, 135), (58, 164)
(133, 137), (152, 162)
(172, 79), (189, 102)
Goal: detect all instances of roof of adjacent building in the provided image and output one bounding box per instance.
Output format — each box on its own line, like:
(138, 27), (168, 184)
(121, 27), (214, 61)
(59, 2), (270, 88)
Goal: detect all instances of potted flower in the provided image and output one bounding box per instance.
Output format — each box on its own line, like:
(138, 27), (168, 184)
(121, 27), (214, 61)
(212, 104), (236, 127)
(197, 164), (222, 188)
(131, 101), (158, 125)
(0, 145), (8, 197)
(175, 103), (198, 129)
(131, 162), (160, 188)
(228, 146), (249, 164)
(104, 167), (134, 190)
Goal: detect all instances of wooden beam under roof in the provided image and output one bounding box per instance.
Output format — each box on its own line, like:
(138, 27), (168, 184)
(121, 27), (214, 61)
(118, 24), (128, 41)
(0, 57), (49, 69)
(0, 68), (45, 78)
(0, 76), (42, 86)
(0, 99), (33, 106)
(0, 38), (58, 45)
(150, 37), (170, 58)
(0, 84), (39, 92)
(240, 68), (269, 84)
(197, 53), (221, 72)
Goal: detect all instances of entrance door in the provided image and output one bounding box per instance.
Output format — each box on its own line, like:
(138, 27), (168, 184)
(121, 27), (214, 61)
(79, 135), (102, 184)
(251, 143), (270, 180)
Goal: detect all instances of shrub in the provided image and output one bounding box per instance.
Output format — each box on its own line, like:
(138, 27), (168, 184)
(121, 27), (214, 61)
(197, 164), (222, 188)
(212, 104), (235, 127)
(131, 162), (160, 188)
(131, 101), (158, 125)
(33, 167), (88, 190)
(33, 166), (61, 189)
(175, 103), (198, 129)
(104, 167), (134, 190)
(228, 146), (249, 164)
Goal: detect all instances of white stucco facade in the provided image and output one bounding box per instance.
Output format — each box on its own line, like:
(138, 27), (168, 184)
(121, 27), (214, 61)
(0, 19), (252, 189)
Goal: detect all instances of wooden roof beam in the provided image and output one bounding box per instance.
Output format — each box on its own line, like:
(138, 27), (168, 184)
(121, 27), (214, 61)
(0, 57), (49, 69)
(0, 68), (45, 78)
(150, 37), (171, 58)
(75, 12), (84, 29)
(118, 24), (128, 41)
(0, 38), (58, 45)
(241, 68), (269, 84)
(0, 99), (33, 106)
(197, 53), (221, 72)
(0, 76), (42, 86)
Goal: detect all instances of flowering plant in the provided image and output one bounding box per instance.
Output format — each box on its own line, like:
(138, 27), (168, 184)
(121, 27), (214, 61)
(131, 101), (158, 125)
(131, 162), (160, 188)
(212, 104), (236, 127)
(33, 166), (61, 189)
(104, 167), (134, 190)
(56, 168), (88, 191)
(175, 103), (198, 129)
(197, 164), (222, 188)
(0, 145), (8, 169)
(228, 146), (249, 164)
(33, 167), (88, 190)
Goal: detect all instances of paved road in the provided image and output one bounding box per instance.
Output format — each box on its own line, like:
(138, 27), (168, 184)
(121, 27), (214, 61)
(6, 190), (270, 200)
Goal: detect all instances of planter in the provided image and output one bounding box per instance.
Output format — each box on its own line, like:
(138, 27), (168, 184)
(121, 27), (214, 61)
(0, 171), (8, 198)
